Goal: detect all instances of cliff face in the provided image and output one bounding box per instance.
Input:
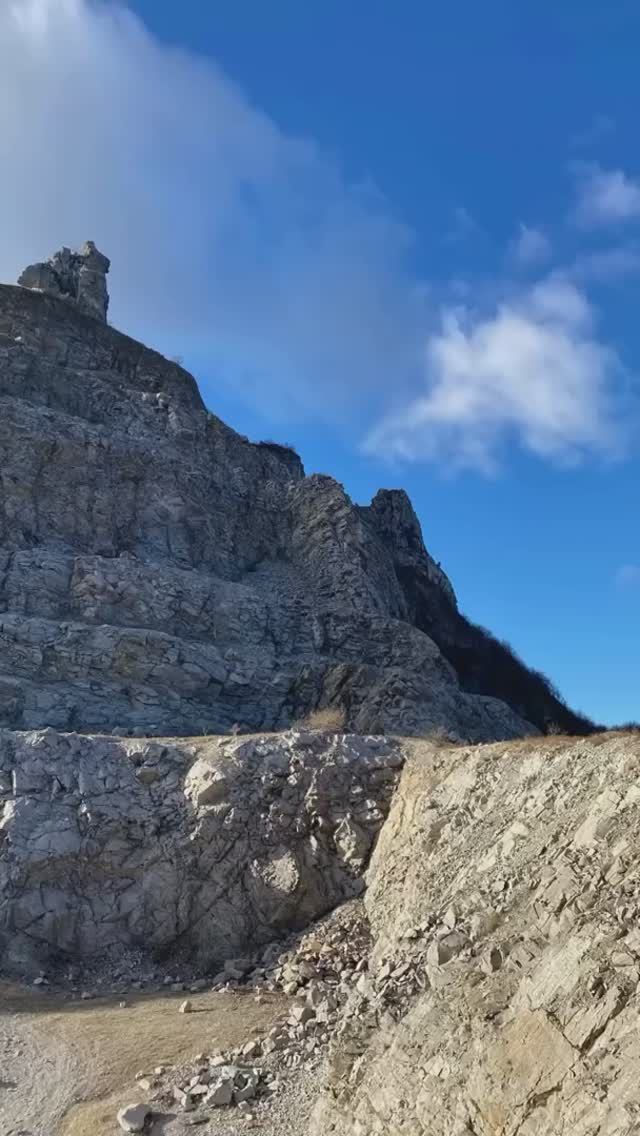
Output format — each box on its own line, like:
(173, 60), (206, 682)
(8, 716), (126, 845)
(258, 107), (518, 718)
(312, 731), (640, 1136)
(0, 252), (587, 740)
(0, 726), (402, 974)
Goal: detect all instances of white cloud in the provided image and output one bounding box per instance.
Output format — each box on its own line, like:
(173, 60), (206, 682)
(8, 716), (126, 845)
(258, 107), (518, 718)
(510, 224), (552, 268)
(0, 0), (426, 424)
(365, 277), (623, 473)
(573, 164), (640, 227)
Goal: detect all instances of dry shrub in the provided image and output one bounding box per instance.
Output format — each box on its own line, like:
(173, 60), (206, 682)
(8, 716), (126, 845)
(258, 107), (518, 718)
(301, 706), (347, 732)
(419, 726), (460, 746)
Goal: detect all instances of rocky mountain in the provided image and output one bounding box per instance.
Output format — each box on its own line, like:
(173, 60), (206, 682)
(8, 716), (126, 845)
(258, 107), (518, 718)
(0, 243), (592, 742)
(1, 247), (633, 1136)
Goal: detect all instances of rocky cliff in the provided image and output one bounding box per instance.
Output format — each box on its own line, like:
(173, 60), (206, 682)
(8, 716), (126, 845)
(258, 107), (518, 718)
(0, 726), (402, 975)
(7, 726), (636, 1135)
(0, 244), (590, 740)
(311, 731), (640, 1136)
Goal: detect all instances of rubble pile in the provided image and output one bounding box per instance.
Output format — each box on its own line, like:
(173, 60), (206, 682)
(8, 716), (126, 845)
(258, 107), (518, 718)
(117, 903), (376, 1130)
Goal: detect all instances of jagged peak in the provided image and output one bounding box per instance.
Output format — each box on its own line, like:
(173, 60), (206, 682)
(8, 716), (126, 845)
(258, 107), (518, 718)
(17, 240), (110, 323)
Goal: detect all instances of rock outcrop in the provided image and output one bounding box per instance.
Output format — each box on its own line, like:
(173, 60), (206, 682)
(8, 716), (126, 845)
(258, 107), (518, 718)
(312, 731), (640, 1136)
(18, 240), (110, 322)
(0, 249), (590, 740)
(0, 727), (402, 974)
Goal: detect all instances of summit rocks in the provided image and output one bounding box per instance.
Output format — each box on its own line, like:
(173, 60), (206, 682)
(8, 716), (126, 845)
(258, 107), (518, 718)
(18, 240), (110, 323)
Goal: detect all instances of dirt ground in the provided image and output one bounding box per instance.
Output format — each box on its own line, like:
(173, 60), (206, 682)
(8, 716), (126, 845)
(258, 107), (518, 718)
(0, 983), (287, 1136)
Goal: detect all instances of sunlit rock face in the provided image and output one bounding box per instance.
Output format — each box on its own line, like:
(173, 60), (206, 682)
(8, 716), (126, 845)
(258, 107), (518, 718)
(18, 240), (110, 323)
(0, 247), (588, 739)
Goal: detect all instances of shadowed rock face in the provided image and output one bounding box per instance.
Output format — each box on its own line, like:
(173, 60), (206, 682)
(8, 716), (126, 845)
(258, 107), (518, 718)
(18, 241), (110, 323)
(0, 727), (402, 974)
(0, 254), (585, 739)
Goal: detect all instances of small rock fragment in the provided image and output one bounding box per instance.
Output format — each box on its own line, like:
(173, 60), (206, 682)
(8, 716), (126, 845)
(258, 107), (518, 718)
(117, 1102), (151, 1133)
(206, 1078), (234, 1106)
(173, 1085), (195, 1111)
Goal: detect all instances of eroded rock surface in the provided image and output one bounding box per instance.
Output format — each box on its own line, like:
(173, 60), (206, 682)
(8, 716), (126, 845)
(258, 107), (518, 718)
(0, 727), (401, 975)
(312, 731), (640, 1136)
(18, 240), (110, 322)
(0, 264), (587, 739)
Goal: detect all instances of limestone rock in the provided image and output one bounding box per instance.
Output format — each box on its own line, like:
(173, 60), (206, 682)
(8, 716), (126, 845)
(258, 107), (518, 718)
(173, 1085), (194, 1111)
(311, 730), (640, 1136)
(0, 728), (401, 974)
(117, 1102), (150, 1132)
(0, 262), (587, 740)
(207, 1077), (234, 1106)
(18, 240), (110, 322)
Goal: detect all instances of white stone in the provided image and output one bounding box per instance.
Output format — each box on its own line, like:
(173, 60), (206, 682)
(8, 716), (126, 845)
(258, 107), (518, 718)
(117, 1103), (151, 1133)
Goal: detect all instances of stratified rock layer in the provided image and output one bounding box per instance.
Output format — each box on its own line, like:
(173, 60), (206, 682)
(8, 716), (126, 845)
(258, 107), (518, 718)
(0, 277), (558, 740)
(312, 731), (640, 1136)
(0, 727), (402, 974)
(0, 273), (591, 736)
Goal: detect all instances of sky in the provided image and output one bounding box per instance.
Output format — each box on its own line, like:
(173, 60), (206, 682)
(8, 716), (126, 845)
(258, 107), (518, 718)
(0, 0), (638, 725)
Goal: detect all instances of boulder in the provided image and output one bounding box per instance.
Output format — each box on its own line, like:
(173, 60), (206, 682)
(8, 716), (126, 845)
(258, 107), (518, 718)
(117, 1102), (150, 1133)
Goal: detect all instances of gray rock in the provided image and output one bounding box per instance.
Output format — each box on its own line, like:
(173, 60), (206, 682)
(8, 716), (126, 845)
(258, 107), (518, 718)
(18, 241), (110, 322)
(0, 728), (401, 973)
(234, 1068), (260, 1103)
(206, 1077), (234, 1107)
(0, 264), (563, 743)
(289, 1004), (315, 1025)
(172, 1085), (194, 1111)
(117, 1102), (150, 1132)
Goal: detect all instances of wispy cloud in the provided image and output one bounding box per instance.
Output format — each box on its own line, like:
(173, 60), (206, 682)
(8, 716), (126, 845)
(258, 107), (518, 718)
(569, 243), (640, 285)
(510, 224), (552, 268)
(365, 278), (624, 473)
(443, 206), (480, 245)
(573, 163), (640, 228)
(615, 564), (640, 589)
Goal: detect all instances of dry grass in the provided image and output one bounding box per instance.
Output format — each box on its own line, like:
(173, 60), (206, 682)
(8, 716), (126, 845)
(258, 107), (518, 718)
(299, 706), (347, 732)
(0, 983), (287, 1136)
(417, 726), (463, 746)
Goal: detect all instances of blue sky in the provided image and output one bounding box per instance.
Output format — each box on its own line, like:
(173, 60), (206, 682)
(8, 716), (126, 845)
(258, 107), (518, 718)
(1, 1), (639, 724)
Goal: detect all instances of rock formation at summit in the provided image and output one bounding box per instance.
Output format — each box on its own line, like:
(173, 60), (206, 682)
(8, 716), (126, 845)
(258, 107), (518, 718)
(0, 245), (591, 740)
(18, 240), (110, 323)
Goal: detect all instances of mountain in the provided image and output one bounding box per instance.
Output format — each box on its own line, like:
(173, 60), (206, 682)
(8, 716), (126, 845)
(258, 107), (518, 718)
(0, 244), (593, 741)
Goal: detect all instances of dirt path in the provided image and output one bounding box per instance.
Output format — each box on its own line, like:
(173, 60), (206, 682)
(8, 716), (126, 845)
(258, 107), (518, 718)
(0, 984), (286, 1136)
